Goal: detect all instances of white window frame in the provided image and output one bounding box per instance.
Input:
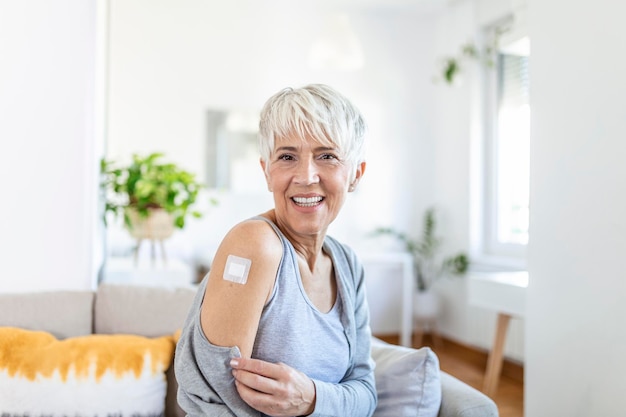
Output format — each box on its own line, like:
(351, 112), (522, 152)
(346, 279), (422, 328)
(477, 17), (530, 269)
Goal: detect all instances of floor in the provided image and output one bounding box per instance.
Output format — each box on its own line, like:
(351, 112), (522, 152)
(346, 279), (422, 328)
(433, 342), (524, 417)
(379, 334), (524, 417)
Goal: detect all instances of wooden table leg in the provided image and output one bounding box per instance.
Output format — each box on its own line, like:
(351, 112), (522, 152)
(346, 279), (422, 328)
(413, 318), (443, 349)
(430, 320), (444, 350)
(483, 313), (512, 397)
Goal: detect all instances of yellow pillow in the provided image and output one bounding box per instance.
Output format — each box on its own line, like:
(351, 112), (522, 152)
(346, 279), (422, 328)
(0, 327), (175, 416)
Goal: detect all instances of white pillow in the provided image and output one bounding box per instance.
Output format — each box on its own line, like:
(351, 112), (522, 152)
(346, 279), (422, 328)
(0, 327), (175, 417)
(371, 338), (442, 417)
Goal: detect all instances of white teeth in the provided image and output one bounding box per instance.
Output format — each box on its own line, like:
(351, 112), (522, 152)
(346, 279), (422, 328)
(292, 196), (323, 206)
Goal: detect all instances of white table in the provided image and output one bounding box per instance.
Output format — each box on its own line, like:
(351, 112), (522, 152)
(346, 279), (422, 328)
(361, 252), (414, 347)
(468, 270), (527, 396)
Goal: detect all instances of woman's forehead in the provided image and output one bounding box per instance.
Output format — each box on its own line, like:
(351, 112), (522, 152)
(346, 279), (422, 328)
(273, 134), (336, 150)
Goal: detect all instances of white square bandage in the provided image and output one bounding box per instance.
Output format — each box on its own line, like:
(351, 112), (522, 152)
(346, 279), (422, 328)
(223, 255), (251, 285)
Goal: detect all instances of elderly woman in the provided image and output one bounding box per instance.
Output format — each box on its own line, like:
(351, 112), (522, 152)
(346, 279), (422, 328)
(175, 84), (377, 417)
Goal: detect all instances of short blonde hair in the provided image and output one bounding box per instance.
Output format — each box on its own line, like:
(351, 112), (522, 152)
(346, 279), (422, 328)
(258, 84), (366, 176)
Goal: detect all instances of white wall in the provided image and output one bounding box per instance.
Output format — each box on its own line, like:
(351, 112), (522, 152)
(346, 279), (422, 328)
(0, 1), (100, 292)
(105, 0), (442, 259)
(526, 0), (626, 415)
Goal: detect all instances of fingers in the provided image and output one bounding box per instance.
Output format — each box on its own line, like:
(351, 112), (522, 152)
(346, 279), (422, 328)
(229, 358), (316, 416)
(230, 357), (282, 380)
(230, 357), (287, 398)
(231, 359), (280, 396)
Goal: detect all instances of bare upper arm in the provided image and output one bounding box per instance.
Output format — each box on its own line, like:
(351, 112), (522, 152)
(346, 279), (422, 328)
(200, 218), (281, 358)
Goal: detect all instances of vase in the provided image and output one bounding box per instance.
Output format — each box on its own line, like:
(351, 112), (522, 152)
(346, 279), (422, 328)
(124, 208), (175, 241)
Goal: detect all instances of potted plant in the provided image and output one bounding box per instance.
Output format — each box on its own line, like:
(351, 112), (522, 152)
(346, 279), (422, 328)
(100, 152), (206, 243)
(371, 208), (469, 319)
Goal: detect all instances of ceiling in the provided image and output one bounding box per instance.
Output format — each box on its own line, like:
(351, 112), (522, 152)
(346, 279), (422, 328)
(292, 0), (449, 13)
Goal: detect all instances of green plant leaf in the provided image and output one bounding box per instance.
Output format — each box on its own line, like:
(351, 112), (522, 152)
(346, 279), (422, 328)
(175, 216), (185, 228)
(444, 59), (458, 84)
(370, 207), (470, 290)
(100, 152), (210, 229)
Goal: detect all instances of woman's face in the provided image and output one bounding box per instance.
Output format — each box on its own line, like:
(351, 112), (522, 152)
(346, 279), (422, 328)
(261, 135), (365, 240)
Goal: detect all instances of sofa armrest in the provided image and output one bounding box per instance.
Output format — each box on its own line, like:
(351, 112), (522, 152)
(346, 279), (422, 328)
(438, 372), (499, 417)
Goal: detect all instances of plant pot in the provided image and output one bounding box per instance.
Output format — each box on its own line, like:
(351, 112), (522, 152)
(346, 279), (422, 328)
(124, 208), (175, 240)
(413, 290), (440, 321)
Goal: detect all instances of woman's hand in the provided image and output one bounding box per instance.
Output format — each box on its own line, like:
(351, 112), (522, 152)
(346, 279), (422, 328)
(230, 357), (316, 417)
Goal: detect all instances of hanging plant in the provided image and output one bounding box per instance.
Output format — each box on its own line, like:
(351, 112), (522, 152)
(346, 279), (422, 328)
(436, 41), (491, 85)
(435, 23), (510, 85)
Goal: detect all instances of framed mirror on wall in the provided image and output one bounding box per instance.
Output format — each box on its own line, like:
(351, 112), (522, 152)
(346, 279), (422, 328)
(205, 109), (266, 194)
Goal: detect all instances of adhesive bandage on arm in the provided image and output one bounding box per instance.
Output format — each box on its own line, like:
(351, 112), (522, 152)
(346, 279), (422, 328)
(223, 255), (252, 285)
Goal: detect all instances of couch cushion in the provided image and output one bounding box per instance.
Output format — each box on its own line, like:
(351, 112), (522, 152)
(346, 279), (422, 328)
(438, 372), (498, 417)
(371, 338), (442, 417)
(0, 326), (175, 417)
(95, 284), (197, 417)
(0, 290), (93, 338)
(94, 283), (196, 337)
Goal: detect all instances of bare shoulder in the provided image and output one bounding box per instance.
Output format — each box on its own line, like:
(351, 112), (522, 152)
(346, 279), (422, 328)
(199, 215), (282, 356)
(209, 215), (282, 293)
(220, 216), (283, 260)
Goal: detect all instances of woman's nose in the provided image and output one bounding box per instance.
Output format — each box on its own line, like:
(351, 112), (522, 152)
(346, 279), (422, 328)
(294, 158), (319, 185)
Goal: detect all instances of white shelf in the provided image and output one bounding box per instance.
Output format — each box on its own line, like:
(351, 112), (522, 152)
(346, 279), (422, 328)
(468, 271), (528, 317)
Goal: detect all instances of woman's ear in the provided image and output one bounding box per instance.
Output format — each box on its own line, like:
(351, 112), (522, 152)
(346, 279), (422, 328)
(349, 161), (366, 192)
(260, 158), (272, 192)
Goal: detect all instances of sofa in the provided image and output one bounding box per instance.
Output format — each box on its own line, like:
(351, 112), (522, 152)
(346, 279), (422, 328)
(0, 283), (498, 417)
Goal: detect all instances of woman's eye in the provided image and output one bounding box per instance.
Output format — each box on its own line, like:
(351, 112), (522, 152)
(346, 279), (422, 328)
(320, 153), (338, 160)
(278, 154), (295, 161)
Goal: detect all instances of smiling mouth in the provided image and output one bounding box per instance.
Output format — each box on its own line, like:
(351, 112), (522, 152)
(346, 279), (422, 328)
(292, 196), (324, 207)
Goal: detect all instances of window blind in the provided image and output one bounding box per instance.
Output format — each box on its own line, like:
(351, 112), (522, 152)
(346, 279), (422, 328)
(498, 53), (530, 108)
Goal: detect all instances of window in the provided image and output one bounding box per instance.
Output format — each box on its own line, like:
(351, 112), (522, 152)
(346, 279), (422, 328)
(483, 29), (530, 263)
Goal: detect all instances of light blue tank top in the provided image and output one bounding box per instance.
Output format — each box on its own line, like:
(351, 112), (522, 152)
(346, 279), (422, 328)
(251, 216), (350, 383)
